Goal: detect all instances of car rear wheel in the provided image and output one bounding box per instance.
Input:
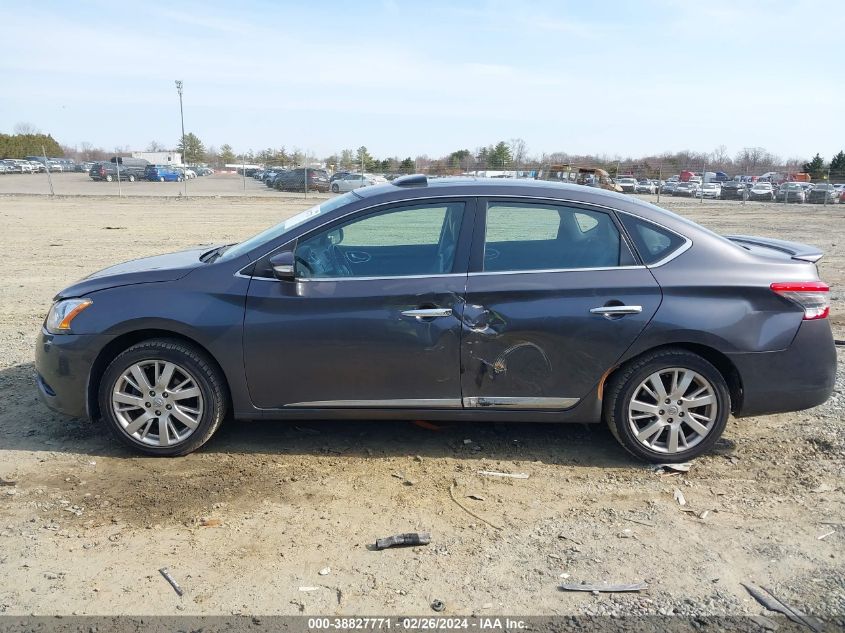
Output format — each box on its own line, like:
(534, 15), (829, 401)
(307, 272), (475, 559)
(159, 176), (165, 182)
(604, 349), (730, 463)
(331, 183), (339, 193)
(105, 175), (113, 182)
(98, 339), (228, 456)
(128, 174), (135, 182)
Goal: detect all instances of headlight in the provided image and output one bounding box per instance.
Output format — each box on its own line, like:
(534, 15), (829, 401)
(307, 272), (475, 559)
(45, 298), (93, 334)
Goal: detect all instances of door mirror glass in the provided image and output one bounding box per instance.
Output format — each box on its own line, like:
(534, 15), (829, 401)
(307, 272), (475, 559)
(269, 251), (295, 281)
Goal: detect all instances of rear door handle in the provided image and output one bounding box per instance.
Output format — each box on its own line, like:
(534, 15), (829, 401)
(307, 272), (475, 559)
(401, 308), (453, 319)
(589, 305), (643, 316)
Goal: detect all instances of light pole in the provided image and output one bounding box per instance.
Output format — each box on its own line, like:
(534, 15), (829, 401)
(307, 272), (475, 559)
(175, 80), (187, 197)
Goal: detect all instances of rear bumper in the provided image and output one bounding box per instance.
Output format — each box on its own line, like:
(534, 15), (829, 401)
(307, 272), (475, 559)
(34, 328), (110, 420)
(729, 319), (837, 417)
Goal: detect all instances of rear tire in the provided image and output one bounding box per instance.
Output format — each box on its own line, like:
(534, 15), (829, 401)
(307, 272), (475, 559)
(604, 349), (730, 463)
(105, 175), (113, 182)
(159, 176), (165, 182)
(98, 339), (228, 456)
(331, 183), (339, 193)
(128, 174), (135, 182)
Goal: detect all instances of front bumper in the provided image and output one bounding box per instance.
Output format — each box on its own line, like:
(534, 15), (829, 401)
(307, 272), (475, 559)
(34, 328), (111, 419)
(729, 319), (837, 417)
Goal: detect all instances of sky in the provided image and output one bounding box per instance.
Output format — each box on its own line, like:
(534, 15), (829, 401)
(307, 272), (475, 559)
(1, 0), (843, 161)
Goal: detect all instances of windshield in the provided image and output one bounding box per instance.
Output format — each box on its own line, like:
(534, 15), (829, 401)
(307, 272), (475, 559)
(218, 192), (360, 262)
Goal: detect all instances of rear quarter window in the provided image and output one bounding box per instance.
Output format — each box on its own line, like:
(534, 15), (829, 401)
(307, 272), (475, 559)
(620, 214), (688, 265)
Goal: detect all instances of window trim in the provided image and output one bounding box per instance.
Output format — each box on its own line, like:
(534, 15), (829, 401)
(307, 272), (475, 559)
(238, 194), (692, 281)
(471, 197), (639, 274)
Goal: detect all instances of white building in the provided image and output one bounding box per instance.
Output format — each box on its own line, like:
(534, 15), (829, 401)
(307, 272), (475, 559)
(131, 151), (183, 166)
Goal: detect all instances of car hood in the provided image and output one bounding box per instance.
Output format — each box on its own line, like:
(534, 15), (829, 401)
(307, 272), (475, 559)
(55, 245), (210, 299)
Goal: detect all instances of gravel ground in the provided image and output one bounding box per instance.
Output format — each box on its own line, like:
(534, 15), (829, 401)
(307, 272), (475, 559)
(0, 192), (842, 622)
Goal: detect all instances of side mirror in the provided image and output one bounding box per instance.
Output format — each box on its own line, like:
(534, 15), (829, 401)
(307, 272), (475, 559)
(269, 251), (296, 281)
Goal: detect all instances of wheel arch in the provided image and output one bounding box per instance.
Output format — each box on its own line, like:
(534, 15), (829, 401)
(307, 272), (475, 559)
(87, 328), (232, 421)
(601, 342), (743, 415)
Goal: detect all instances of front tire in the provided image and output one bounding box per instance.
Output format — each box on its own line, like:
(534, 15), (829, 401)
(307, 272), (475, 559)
(105, 175), (113, 182)
(604, 349), (730, 463)
(98, 339), (228, 456)
(331, 183), (339, 193)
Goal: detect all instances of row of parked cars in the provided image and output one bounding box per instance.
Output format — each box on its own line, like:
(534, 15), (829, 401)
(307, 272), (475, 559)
(0, 159), (63, 174)
(254, 167), (392, 193)
(88, 162), (214, 182)
(660, 179), (844, 203)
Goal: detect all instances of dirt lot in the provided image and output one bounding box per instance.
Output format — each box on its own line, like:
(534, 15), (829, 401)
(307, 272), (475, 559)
(0, 192), (842, 621)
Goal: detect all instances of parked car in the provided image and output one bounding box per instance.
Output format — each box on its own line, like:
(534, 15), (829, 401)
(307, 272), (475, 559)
(747, 182), (774, 201)
(274, 168), (330, 192)
(776, 183), (806, 204)
(331, 173), (379, 193)
(29, 161), (46, 173)
(807, 184), (839, 204)
(34, 176), (836, 462)
(144, 165), (184, 182)
(89, 162), (141, 182)
(195, 167), (214, 176)
(178, 168), (197, 179)
(660, 181), (678, 194)
(4, 159), (33, 174)
(695, 183), (721, 199)
(47, 161), (64, 172)
(721, 182), (747, 200)
(672, 182), (698, 197)
(634, 179), (656, 194)
(616, 177), (637, 193)
(330, 171), (352, 183)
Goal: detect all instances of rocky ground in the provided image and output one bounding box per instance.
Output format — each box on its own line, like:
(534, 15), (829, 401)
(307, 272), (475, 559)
(0, 192), (842, 624)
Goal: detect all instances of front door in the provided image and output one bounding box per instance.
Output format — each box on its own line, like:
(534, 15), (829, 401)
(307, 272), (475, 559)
(460, 199), (662, 410)
(244, 198), (474, 409)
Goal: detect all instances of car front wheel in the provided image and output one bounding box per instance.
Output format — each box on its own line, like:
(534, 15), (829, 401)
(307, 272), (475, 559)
(604, 349), (730, 463)
(331, 183), (339, 193)
(98, 339), (228, 456)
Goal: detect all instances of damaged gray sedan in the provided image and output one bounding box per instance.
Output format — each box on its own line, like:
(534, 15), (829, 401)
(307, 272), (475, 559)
(35, 176), (836, 461)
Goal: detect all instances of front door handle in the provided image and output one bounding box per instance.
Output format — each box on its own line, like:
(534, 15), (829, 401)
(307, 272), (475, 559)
(589, 305), (643, 316)
(401, 308), (453, 319)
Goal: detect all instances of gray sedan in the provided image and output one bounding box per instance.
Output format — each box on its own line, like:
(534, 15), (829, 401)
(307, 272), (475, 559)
(35, 176), (836, 462)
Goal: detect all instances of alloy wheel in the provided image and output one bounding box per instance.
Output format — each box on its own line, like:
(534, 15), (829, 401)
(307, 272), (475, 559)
(111, 360), (204, 447)
(627, 367), (717, 455)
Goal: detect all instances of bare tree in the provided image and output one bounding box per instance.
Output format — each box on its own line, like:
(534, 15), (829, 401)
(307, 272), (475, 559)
(146, 140), (167, 152)
(508, 138), (528, 172)
(13, 122), (40, 135)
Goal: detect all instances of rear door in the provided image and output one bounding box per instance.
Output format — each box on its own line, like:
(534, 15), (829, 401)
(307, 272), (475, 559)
(460, 198), (662, 410)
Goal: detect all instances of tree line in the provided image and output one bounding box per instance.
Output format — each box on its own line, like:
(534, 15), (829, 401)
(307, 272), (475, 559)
(8, 122), (844, 181)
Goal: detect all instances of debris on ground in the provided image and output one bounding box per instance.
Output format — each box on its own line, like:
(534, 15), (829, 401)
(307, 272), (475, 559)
(673, 488), (687, 506)
(0, 479), (16, 487)
(430, 599), (446, 612)
(374, 532), (431, 550)
(199, 517), (222, 527)
(651, 462), (693, 474)
(299, 586), (320, 592)
(318, 567), (331, 576)
(742, 583), (821, 631)
(467, 494), (485, 501)
(158, 567), (184, 597)
(477, 470), (529, 479)
(449, 482), (502, 530)
(391, 472), (416, 486)
(559, 582), (648, 593)
(816, 530), (835, 540)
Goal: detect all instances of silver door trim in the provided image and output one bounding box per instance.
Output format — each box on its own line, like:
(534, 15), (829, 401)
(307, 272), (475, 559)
(462, 396), (580, 409)
(589, 305), (643, 315)
(468, 265), (645, 277)
(285, 398), (463, 408)
(401, 308), (453, 318)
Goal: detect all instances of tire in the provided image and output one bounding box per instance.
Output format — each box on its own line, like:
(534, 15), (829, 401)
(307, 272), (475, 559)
(128, 174), (135, 182)
(105, 175), (113, 182)
(603, 349), (730, 463)
(98, 338), (228, 456)
(159, 177), (165, 182)
(331, 183), (339, 193)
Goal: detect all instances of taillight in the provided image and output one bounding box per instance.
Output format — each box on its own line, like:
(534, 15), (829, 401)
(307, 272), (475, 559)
(770, 281), (830, 320)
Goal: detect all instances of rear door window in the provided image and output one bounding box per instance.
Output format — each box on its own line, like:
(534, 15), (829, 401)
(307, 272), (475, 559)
(482, 202), (624, 272)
